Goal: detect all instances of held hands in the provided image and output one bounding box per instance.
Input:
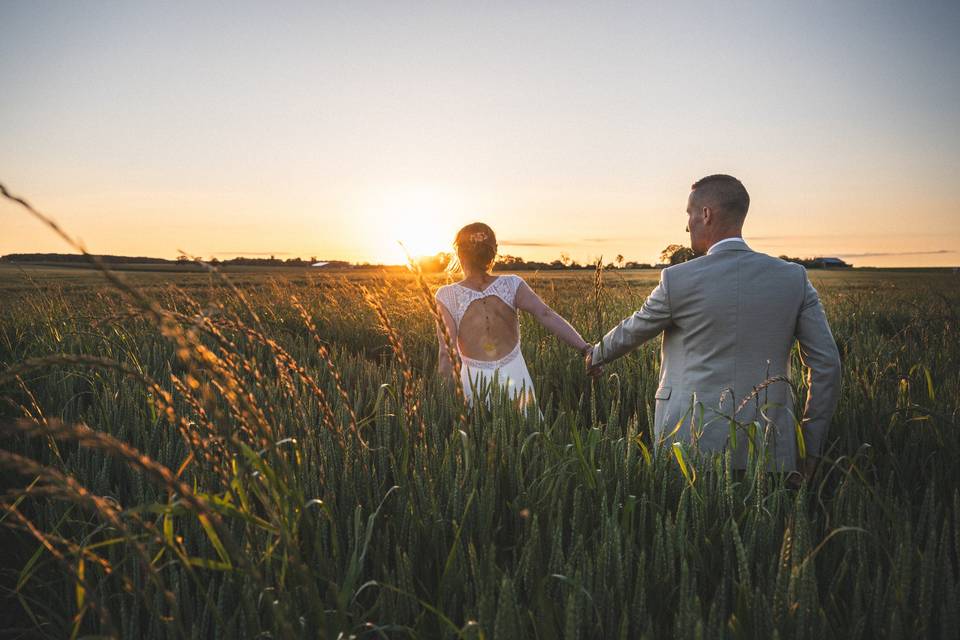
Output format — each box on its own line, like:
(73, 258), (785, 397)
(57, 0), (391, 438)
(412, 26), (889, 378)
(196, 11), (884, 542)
(582, 344), (604, 378)
(786, 455), (819, 489)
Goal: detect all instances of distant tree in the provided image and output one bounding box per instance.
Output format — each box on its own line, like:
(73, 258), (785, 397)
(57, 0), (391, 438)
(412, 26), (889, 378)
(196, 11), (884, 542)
(615, 254), (625, 268)
(660, 244), (696, 265)
(496, 254), (526, 267)
(559, 252), (572, 267)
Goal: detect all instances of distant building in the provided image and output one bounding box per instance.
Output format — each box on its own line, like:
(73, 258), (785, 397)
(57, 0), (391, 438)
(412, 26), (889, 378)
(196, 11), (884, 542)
(312, 261), (330, 267)
(810, 257), (852, 269)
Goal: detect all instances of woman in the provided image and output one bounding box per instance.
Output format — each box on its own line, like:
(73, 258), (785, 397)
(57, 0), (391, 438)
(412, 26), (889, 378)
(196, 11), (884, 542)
(434, 222), (592, 409)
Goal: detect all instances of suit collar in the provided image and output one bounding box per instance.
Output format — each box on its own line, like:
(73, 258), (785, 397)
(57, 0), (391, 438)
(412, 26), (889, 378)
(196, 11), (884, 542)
(706, 237), (751, 254)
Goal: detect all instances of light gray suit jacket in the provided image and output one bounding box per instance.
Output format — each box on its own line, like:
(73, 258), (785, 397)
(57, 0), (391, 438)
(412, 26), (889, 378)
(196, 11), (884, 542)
(591, 239), (841, 471)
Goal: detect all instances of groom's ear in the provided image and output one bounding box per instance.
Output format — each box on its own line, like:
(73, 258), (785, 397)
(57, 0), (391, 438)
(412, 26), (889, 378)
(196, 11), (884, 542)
(701, 205), (714, 225)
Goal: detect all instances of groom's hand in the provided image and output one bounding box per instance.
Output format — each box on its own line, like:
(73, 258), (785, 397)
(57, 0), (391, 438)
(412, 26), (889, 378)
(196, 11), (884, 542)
(800, 455), (819, 481)
(584, 348), (603, 378)
(787, 455), (820, 489)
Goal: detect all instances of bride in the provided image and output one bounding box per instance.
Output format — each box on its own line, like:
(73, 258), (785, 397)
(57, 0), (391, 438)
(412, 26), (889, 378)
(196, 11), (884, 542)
(434, 222), (592, 409)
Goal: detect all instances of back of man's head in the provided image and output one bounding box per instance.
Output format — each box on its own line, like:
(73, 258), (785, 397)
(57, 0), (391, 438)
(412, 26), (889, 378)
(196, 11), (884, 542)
(690, 174), (750, 229)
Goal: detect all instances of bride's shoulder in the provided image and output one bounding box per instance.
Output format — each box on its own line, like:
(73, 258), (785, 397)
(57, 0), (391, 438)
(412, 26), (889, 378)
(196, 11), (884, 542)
(504, 273), (527, 288)
(499, 274), (527, 298)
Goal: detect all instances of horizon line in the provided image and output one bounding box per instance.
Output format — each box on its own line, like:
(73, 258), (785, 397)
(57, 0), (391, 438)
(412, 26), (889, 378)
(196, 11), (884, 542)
(2, 249), (959, 269)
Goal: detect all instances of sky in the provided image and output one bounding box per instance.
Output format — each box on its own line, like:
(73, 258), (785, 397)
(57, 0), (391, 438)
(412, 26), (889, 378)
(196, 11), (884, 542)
(2, 1), (959, 267)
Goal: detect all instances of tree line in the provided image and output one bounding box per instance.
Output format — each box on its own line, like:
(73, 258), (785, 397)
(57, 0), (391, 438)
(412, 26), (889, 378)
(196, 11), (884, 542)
(1, 247), (851, 272)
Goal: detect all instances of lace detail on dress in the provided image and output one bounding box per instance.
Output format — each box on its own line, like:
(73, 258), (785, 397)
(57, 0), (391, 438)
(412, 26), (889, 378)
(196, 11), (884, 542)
(435, 274), (522, 329)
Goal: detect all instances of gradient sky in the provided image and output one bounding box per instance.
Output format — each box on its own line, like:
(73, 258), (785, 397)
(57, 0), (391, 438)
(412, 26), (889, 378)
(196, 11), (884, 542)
(2, 1), (959, 267)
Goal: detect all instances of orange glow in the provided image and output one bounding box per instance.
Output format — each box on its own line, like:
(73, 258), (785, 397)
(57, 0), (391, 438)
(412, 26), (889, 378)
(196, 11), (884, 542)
(353, 187), (466, 264)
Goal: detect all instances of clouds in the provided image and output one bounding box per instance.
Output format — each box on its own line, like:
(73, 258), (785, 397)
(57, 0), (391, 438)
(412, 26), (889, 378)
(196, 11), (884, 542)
(499, 240), (555, 248)
(501, 237), (634, 248)
(833, 249), (956, 258)
(749, 233), (953, 242)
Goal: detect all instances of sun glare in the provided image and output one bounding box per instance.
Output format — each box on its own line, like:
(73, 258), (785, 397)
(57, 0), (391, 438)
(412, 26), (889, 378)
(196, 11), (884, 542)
(362, 187), (465, 264)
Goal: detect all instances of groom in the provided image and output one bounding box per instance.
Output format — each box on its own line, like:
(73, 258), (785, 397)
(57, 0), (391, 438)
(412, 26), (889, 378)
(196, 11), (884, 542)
(586, 174), (841, 480)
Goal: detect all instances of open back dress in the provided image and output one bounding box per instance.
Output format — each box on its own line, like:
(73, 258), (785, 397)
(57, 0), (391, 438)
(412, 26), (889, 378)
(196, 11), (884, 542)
(435, 274), (537, 410)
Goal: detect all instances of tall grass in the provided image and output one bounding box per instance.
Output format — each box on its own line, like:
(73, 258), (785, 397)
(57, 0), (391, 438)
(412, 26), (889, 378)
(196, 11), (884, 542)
(1, 187), (959, 638)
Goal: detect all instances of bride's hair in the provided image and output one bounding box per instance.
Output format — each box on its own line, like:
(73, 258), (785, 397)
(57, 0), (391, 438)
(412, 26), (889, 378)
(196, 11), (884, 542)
(453, 222), (497, 272)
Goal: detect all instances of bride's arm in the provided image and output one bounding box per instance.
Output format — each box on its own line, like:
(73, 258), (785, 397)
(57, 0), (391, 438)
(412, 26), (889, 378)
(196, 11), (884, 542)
(515, 280), (591, 355)
(435, 301), (459, 381)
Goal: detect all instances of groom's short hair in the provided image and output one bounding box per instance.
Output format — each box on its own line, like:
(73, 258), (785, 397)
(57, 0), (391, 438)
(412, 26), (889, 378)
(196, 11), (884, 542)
(690, 174), (750, 221)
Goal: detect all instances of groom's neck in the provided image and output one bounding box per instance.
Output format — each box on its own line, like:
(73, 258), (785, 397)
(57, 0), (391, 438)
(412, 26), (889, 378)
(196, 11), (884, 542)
(714, 230), (743, 243)
(697, 229), (744, 255)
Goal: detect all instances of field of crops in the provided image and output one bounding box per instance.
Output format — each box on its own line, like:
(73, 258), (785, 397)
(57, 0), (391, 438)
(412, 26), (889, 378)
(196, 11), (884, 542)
(1, 263), (958, 639)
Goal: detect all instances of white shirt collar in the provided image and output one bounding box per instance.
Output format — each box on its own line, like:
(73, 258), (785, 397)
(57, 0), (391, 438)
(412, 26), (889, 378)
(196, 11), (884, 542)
(706, 237), (746, 255)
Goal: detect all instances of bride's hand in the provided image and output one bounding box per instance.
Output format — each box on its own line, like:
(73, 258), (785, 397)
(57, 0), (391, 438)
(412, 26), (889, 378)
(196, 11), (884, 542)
(584, 348), (603, 378)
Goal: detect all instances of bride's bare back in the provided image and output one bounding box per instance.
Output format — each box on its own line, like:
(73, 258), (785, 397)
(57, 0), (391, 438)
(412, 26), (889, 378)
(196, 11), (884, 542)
(457, 293), (519, 361)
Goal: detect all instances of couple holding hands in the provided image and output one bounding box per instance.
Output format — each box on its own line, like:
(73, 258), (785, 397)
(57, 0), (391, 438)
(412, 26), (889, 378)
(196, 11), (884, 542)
(434, 174), (841, 479)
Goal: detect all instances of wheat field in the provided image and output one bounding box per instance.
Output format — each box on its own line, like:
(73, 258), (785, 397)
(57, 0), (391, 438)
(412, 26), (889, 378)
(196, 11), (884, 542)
(0, 260), (958, 639)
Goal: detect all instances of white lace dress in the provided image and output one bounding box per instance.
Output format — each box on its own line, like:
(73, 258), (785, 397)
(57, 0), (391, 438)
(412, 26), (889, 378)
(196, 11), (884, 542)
(435, 274), (537, 409)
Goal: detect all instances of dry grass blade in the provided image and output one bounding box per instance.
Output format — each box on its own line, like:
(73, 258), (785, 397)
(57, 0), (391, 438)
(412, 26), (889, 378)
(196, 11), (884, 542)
(361, 285), (425, 440)
(735, 375), (793, 415)
(218, 315), (346, 446)
(404, 257), (469, 427)
(0, 418), (239, 560)
(1, 501), (119, 638)
(1, 354), (222, 481)
(593, 256), (604, 342)
(290, 295), (362, 445)
(176, 250), (266, 333)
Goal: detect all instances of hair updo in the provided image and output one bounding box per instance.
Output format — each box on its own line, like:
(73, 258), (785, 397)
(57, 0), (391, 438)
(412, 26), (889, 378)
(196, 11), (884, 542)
(454, 222), (497, 272)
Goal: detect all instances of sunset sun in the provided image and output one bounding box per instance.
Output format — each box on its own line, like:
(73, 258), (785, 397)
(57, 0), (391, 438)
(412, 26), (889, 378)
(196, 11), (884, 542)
(362, 187), (465, 264)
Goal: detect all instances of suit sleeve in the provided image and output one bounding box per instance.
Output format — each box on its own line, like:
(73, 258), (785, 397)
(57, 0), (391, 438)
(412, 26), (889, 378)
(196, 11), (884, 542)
(794, 271), (842, 456)
(591, 269), (673, 366)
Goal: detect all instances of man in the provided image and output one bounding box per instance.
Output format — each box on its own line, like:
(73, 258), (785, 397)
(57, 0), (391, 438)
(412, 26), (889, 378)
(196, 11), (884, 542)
(587, 174), (841, 480)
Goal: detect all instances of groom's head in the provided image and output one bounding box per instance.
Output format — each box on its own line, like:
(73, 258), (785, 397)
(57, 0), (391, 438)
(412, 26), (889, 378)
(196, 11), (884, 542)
(686, 174), (750, 255)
